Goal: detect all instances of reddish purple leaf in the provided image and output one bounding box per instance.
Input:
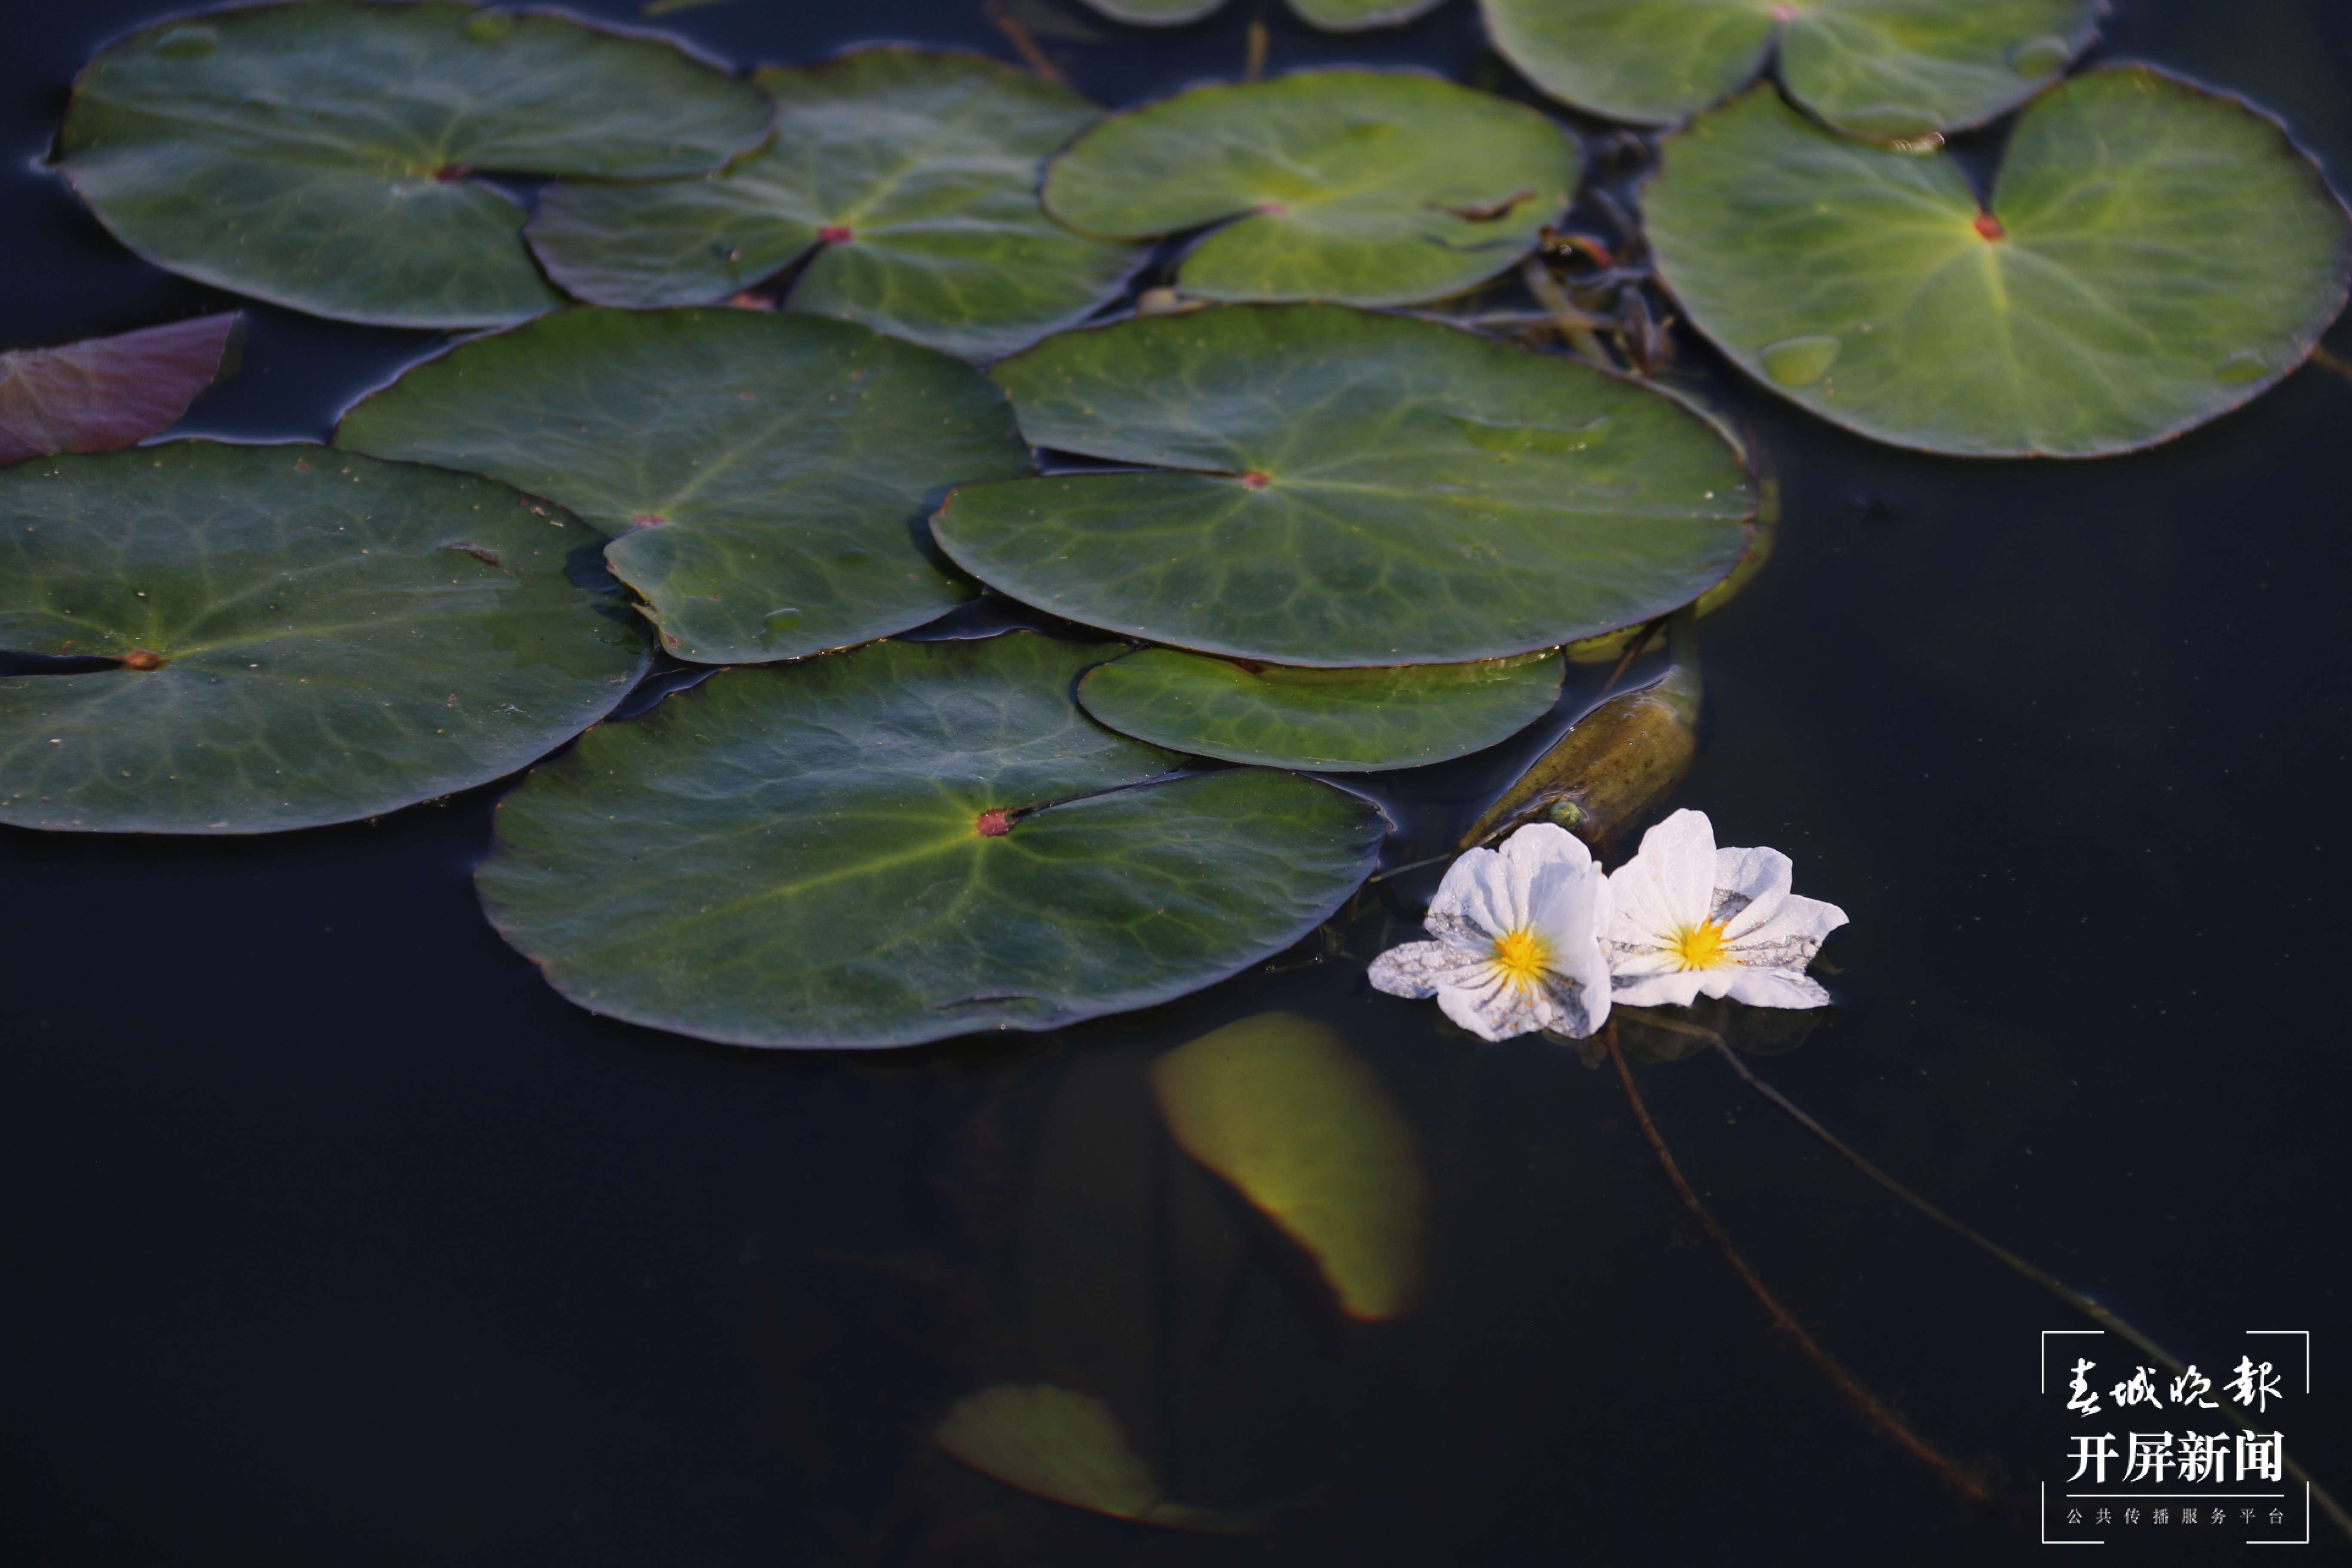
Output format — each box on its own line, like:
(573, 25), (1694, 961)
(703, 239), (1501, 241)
(0, 313), (240, 466)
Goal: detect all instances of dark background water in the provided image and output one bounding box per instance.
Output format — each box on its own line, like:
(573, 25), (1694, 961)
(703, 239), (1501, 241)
(6, 1), (2351, 1562)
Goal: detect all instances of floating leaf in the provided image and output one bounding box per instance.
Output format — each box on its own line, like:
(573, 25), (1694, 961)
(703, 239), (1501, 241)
(1043, 71), (1580, 306)
(935, 1384), (1260, 1531)
(931, 306), (1752, 665)
(1150, 1012), (1427, 1320)
(335, 308), (1027, 664)
(0, 441), (647, 834)
(0, 314), (239, 466)
(1076, 0), (1442, 30)
(528, 48), (1142, 361)
(1481, 0), (2102, 138)
(1077, 648), (1562, 771)
(475, 634), (1384, 1049)
(1643, 72), (2352, 456)
(55, 2), (770, 328)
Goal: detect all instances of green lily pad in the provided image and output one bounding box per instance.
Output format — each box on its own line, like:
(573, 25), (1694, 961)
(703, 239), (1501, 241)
(1042, 71), (1580, 306)
(1080, 0), (1442, 28)
(527, 49), (1142, 362)
(1151, 1012), (1428, 1320)
(0, 313), (239, 466)
(935, 1384), (1260, 1531)
(334, 308), (1028, 664)
(930, 306), (1752, 666)
(1077, 648), (1562, 771)
(1481, 0), (2102, 138)
(1643, 73), (2352, 456)
(0, 441), (647, 834)
(475, 634), (1384, 1049)
(54, 2), (770, 328)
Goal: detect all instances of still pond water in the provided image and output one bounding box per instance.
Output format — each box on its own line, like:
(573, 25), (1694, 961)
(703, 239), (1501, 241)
(5, 0), (2351, 1562)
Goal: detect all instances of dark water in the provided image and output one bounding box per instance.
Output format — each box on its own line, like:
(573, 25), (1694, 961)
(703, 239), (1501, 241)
(6, 2), (2351, 1562)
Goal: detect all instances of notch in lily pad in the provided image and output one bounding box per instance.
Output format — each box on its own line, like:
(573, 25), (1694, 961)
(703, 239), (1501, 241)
(1643, 70), (2352, 456)
(53, 2), (771, 328)
(1481, 0), (2104, 140)
(1043, 70), (1581, 307)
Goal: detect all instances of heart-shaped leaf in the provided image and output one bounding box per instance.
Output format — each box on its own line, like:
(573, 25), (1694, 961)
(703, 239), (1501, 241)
(475, 634), (1385, 1049)
(528, 48), (1143, 361)
(1644, 72), (2352, 456)
(0, 441), (648, 833)
(0, 314), (239, 466)
(1482, 0), (2102, 138)
(1043, 71), (1580, 306)
(335, 308), (1029, 664)
(930, 305), (1752, 665)
(1077, 648), (1562, 771)
(55, 1), (770, 328)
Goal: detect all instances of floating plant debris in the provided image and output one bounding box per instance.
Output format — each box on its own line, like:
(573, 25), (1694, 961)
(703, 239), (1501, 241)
(0, 313), (240, 465)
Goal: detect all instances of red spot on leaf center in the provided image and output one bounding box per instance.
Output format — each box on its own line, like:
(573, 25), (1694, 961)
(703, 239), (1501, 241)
(975, 809), (1013, 838)
(432, 163), (472, 184)
(119, 648), (168, 671)
(818, 225), (853, 245)
(1973, 212), (2007, 242)
(1770, 3), (1794, 22)
(631, 513), (668, 528)
(1237, 471), (1272, 491)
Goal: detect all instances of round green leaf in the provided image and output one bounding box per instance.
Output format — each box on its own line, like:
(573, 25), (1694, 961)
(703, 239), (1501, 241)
(1077, 648), (1562, 770)
(334, 308), (1029, 664)
(527, 49), (1142, 361)
(1481, 0), (2101, 138)
(54, 1), (770, 329)
(1644, 73), (2352, 456)
(475, 634), (1385, 1050)
(1043, 71), (1580, 306)
(0, 441), (648, 834)
(930, 306), (1752, 666)
(1075, 0), (1443, 28)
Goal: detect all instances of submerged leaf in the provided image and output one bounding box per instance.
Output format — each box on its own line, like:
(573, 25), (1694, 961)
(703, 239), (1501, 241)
(1151, 1012), (1428, 1320)
(0, 441), (648, 833)
(1044, 71), (1580, 306)
(475, 634), (1384, 1049)
(931, 305), (1752, 665)
(1644, 71), (2352, 456)
(1482, 0), (2101, 138)
(1078, 647), (1563, 771)
(0, 314), (239, 466)
(335, 308), (1028, 664)
(55, 2), (769, 328)
(529, 48), (1142, 361)
(935, 1384), (1261, 1531)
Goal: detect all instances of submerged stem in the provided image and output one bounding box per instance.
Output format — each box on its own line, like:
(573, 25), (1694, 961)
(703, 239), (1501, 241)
(1709, 1040), (2352, 1544)
(1605, 1028), (1994, 1506)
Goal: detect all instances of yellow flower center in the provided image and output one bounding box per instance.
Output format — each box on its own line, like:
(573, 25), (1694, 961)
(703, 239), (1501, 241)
(1489, 926), (1550, 990)
(1670, 920), (1730, 971)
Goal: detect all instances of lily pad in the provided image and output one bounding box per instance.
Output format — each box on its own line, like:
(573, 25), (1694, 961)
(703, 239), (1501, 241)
(54, 2), (770, 328)
(1643, 73), (2352, 456)
(1150, 1012), (1428, 1320)
(935, 1384), (1259, 1531)
(0, 441), (647, 834)
(1481, 0), (2102, 138)
(474, 634), (1384, 1049)
(930, 305), (1752, 665)
(0, 314), (239, 466)
(335, 308), (1028, 664)
(1042, 71), (1580, 306)
(1080, 0), (1442, 29)
(527, 48), (1142, 361)
(1077, 649), (1562, 771)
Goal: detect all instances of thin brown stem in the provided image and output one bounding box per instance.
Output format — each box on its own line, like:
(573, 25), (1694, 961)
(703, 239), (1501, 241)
(983, 0), (1066, 83)
(1594, 617), (1663, 699)
(1708, 1039), (2352, 1544)
(2309, 344), (2352, 383)
(1244, 17), (1270, 83)
(1518, 257), (1613, 366)
(1605, 1027), (1994, 1506)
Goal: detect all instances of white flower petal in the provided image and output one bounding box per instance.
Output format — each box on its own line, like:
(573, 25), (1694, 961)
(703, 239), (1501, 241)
(1710, 844), (1792, 940)
(1606, 808), (1717, 946)
(1369, 940), (1494, 999)
(1611, 969), (1709, 1009)
(1436, 971), (1551, 1042)
(1718, 967), (1832, 1009)
(1424, 844), (1524, 952)
(1724, 893), (1848, 974)
(1516, 829), (1612, 1037)
(1540, 970), (1608, 1039)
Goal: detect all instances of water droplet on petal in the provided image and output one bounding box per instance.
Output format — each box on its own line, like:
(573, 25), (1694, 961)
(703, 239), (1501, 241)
(2009, 34), (2072, 78)
(2216, 351), (2269, 384)
(1760, 336), (1841, 388)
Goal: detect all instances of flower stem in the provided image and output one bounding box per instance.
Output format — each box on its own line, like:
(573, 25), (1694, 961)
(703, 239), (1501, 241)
(1604, 1027), (1994, 1506)
(1707, 1039), (2352, 1544)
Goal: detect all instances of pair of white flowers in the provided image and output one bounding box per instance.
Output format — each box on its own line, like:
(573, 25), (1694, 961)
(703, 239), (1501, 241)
(1369, 809), (1847, 1042)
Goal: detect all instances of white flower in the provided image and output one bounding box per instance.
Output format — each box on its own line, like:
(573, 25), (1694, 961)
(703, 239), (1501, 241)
(1368, 823), (1614, 1041)
(1605, 808), (1847, 1009)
